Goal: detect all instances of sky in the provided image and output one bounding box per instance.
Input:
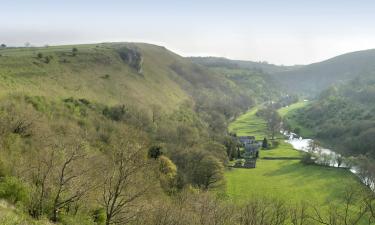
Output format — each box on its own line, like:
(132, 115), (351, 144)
(1, 0), (375, 65)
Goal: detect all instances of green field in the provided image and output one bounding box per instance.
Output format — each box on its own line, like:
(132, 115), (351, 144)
(226, 108), (364, 207)
(228, 107), (267, 140)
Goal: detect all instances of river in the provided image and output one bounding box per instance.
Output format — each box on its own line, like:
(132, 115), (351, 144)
(282, 130), (375, 191)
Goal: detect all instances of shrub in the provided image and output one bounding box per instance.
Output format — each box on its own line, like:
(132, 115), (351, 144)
(72, 47), (78, 56)
(37, 53), (43, 59)
(0, 177), (29, 205)
(92, 208), (106, 225)
(300, 152), (315, 165)
(148, 145), (163, 159)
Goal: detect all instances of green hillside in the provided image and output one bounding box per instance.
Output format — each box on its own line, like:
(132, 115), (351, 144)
(190, 56), (298, 74)
(0, 43), (191, 111)
(272, 49), (375, 96)
(0, 43), (286, 224)
(287, 76), (375, 158)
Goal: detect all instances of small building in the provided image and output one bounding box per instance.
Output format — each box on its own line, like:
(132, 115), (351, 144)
(233, 136), (261, 169)
(238, 136), (260, 159)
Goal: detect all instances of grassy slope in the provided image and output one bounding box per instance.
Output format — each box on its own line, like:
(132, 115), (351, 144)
(226, 108), (363, 207)
(0, 43), (189, 112)
(228, 107), (267, 140)
(0, 201), (52, 225)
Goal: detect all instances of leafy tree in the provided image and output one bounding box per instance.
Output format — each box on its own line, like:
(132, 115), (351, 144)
(148, 145), (163, 159)
(158, 156), (177, 194)
(192, 155), (224, 190)
(257, 106), (281, 139)
(0, 44), (6, 48)
(72, 47), (78, 56)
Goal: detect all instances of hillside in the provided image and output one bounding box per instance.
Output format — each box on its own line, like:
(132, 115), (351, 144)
(190, 56), (298, 74)
(286, 76), (375, 159)
(0, 43), (285, 224)
(272, 49), (375, 96)
(190, 57), (288, 101)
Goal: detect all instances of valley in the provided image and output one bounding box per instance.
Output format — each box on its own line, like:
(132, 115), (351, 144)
(0, 43), (375, 224)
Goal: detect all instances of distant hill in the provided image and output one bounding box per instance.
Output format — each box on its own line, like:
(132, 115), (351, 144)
(190, 56), (298, 74)
(272, 49), (375, 96)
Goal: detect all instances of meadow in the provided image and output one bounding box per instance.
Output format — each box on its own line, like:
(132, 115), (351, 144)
(226, 106), (364, 207)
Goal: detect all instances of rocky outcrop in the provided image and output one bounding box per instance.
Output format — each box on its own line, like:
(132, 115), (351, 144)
(117, 47), (143, 74)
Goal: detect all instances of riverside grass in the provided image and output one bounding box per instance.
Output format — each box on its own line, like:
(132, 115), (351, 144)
(226, 107), (364, 208)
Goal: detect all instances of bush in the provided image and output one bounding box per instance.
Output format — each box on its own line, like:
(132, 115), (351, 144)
(92, 208), (106, 225)
(0, 177), (29, 205)
(148, 145), (163, 159)
(72, 47), (78, 56)
(300, 152), (315, 165)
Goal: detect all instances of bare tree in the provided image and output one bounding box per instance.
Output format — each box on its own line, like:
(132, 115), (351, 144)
(290, 202), (309, 225)
(101, 129), (151, 225)
(27, 145), (55, 218)
(311, 186), (368, 225)
(50, 143), (93, 222)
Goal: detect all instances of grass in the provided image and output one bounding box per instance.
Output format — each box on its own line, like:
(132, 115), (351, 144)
(226, 107), (365, 208)
(0, 43), (189, 112)
(0, 200), (52, 225)
(228, 107), (267, 140)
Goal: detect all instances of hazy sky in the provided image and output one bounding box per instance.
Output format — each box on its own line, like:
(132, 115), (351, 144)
(1, 0), (375, 65)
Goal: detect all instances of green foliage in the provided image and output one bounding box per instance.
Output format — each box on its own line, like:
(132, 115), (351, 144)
(0, 177), (29, 205)
(92, 208), (106, 225)
(158, 156), (178, 194)
(148, 145), (163, 159)
(289, 77), (375, 158)
(191, 155), (224, 190)
(72, 47), (78, 56)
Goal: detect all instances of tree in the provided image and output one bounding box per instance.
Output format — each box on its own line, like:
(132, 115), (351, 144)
(311, 185), (369, 225)
(0, 44), (6, 48)
(223, 136), (238, 160)
(101, 129), (151, 225)
(258, 107), (282, 140)
(148, 145), (163, 159)
(266, 109), (281, 140)
(191, 155), (224, 190)
(72, 47), (78, 56)
(307, 140), (321, 153)
(158, 156), (177, 194)
(262, 137), (268, 149)
(335, 154), (344, 168)
(50, 143), (93, 222)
